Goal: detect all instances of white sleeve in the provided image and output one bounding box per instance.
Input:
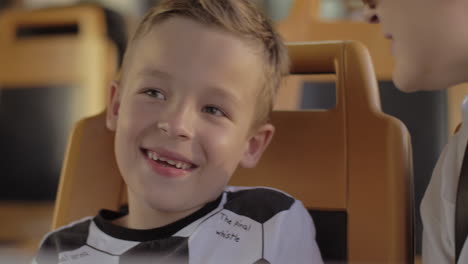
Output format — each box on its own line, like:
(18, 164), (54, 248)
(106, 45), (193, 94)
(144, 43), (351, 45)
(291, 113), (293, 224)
(262, 199), (323, 264)
(30, 233), (57, 264)
(421, 146), (455, 264)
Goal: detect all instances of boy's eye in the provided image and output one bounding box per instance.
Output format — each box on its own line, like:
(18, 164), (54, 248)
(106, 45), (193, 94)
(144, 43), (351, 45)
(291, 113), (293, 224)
(144, 89), (166, 100)
(202, 106), (226, 117)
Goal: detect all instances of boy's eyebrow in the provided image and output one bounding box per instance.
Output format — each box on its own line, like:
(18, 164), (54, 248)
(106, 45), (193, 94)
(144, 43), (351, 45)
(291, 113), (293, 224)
(138, 68), (173, 80)
(205, 85), (241, 105)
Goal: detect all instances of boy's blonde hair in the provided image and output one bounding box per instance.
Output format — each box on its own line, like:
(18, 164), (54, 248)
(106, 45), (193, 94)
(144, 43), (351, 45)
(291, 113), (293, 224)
(122, 0), (289, 127)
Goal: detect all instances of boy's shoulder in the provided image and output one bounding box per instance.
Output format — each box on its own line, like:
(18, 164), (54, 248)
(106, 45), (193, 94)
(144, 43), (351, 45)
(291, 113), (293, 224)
(222, 186), (299, 223)
(39, 216), (92, 247)
(33, 217), (93, 263)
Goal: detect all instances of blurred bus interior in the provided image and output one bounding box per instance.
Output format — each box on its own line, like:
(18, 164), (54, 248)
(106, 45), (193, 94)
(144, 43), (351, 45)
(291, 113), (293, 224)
(1, 0), (466, 263)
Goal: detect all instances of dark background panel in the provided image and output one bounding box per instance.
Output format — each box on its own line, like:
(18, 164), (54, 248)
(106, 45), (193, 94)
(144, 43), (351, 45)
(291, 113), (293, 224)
(0, 86), (75, 200)
(309, 210), (347, 263)
(0, 0), (11, 9)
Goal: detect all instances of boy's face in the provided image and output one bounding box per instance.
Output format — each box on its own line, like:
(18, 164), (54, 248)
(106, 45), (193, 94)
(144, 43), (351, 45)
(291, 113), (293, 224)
(364, 0), (468, 91)
(107, 18), (274, 215)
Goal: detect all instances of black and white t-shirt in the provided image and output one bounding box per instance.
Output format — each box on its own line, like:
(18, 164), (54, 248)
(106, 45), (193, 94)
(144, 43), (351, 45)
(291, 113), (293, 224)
(33, 186), (323, 264)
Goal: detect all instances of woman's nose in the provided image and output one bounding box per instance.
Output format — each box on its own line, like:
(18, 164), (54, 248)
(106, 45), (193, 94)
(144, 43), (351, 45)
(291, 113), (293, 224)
(362, 2), (379, 24)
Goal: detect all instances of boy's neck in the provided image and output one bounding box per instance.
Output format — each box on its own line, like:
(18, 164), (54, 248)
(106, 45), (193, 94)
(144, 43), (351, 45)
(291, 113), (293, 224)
(114, 193), (204, 230)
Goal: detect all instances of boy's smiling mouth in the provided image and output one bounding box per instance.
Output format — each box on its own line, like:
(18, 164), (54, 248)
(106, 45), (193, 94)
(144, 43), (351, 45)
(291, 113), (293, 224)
(141, 148), (198, 177)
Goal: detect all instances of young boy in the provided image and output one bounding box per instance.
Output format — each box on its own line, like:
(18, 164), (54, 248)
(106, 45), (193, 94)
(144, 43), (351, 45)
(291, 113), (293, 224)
(362, 0), (468, 263)
(33, 0), (323, 263)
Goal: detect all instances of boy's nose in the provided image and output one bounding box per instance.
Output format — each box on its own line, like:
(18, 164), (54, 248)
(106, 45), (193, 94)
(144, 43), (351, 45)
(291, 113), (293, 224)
(157, 106), (194, 141)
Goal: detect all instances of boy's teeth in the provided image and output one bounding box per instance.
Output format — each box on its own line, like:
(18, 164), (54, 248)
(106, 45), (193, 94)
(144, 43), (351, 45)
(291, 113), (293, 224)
(147, 150), (193, 170)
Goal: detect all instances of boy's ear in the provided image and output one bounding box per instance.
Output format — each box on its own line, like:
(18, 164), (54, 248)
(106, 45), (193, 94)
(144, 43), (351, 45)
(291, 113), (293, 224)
(106, 81), (121, 131)
(240, 124), (275, 168)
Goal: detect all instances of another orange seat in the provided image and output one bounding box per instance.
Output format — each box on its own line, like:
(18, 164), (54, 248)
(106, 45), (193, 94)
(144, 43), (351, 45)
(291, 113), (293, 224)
(0, 4), (117, 250)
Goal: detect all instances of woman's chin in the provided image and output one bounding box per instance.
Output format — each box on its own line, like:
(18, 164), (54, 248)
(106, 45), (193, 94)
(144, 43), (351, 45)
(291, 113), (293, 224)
(392, 73), (421, 93)
(393, 65), (447, 92)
